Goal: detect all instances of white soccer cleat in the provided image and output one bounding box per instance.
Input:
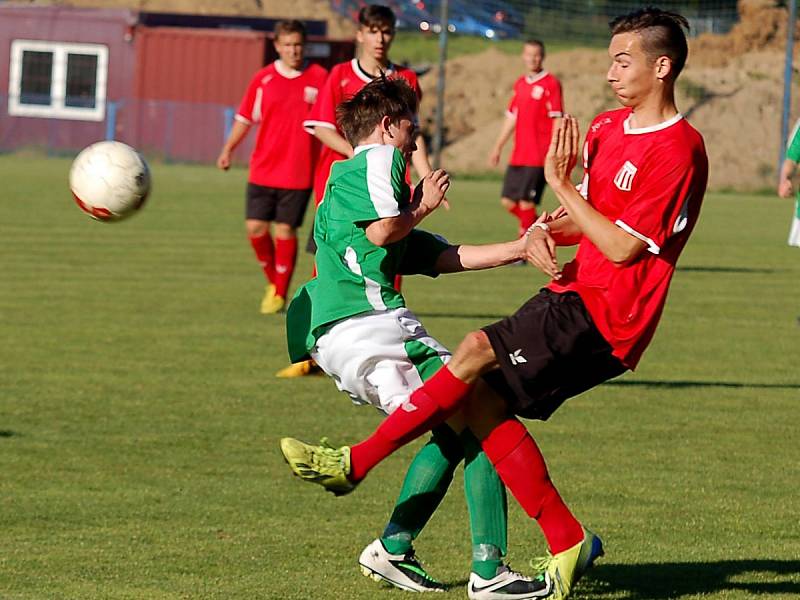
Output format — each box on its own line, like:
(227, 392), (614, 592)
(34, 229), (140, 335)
(358, 538), (445, 592)
(467, 564), (552, 600)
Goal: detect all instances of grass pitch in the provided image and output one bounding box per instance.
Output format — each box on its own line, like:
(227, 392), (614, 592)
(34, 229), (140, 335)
(1, 154), (799, 599)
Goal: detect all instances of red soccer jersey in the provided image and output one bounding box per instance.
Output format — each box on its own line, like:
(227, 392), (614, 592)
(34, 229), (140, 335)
(507, 71), (563, 167)
(236, 61), (328, 189)
(548, 108), (708, 368)
(303, 59), (422, 204)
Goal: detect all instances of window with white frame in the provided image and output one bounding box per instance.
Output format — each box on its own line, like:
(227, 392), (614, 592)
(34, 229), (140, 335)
(8, 40), (108, 121)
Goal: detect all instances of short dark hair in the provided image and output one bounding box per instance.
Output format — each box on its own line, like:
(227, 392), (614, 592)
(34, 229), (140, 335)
(358, 5), (396, 31)
(274, 19), (307, 41)
(524, 39), (545, 54)
(336, 76), (418, 146)
(610, 8), (689, 77)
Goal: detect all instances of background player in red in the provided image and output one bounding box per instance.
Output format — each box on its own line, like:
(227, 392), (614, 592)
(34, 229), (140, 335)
(282, 9), (709, 600)
(278, 4), (431, 377)
(489, 40), (563, 238)
(303, 4), (431, 210)
(216, 20), (327, 314)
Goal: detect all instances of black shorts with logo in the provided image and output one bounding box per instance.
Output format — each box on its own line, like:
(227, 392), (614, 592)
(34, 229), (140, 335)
(481, 289), (626, 421)
(501, 165), (546, 204)
(245, 183), (312, 228)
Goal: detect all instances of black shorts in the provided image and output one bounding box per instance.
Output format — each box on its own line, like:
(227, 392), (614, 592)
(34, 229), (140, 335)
(245, 183), (312, 228)
(482, 289), (626, 421)
(501, 166), (546, 204)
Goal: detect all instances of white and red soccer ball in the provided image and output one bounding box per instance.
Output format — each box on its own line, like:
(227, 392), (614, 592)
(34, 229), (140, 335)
(69, 140), (151, 222)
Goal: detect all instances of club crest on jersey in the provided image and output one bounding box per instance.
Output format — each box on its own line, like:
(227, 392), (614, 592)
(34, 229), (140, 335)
(531, 85), (544, 100)
(614, 160), (638, 191)
(304, 86), (319, 104)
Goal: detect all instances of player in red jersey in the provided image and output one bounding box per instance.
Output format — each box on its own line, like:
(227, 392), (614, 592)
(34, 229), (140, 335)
(489, 40), (563, 238)
(217, 20), (327, 314)
(281, 9), (708, 599)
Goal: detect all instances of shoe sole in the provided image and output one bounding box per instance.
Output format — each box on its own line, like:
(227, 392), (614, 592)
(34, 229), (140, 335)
(359, 563), (444, 593)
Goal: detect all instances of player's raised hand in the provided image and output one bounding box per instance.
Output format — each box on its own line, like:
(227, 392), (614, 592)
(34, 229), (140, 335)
(420, 169), (451, 212)
(524, 213), (561, 279)
(544, 115), (580, 190)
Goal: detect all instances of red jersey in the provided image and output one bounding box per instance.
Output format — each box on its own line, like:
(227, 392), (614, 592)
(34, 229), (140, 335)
(548, 108), (708, 369)
(236, 61), (328, 189)
(303, 59), (422, 204)
(507, 71), (563, 167)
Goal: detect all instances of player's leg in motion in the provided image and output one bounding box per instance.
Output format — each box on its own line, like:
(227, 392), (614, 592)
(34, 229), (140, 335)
(283, 329), (600, 598)
(247, 218), (277, 312)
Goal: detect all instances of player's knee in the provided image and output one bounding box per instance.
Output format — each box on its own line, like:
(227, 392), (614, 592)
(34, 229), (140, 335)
(273, 222), (296, 239)
(449, 330), (496, 381)
(246, 219), (269, 237)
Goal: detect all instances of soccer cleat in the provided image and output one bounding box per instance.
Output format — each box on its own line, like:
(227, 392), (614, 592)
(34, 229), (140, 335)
(279, 437), (357, 496)
(358, 538), (445, 593)
(260, 283), (285, 314)
(467, 565), (551, 600)
(275, 359), (321, 378)
(531, 528), (604, 600)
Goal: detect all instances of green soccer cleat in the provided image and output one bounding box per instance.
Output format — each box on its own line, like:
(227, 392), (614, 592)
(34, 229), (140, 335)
(279, 437), (358, 496)
(531, 528), (603, 600)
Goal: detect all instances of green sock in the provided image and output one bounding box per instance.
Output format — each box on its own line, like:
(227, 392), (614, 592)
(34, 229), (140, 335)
(381, 425), (463, 555)
(462, 429), (507, 579)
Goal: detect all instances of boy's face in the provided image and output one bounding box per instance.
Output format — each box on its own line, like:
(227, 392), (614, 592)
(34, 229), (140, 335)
(607, 31), (665, 108)
(275, 31), (304, 70)
(384, 112), (417, 160)
(357, 23), (395, 62)
(522, 43), (544, 73)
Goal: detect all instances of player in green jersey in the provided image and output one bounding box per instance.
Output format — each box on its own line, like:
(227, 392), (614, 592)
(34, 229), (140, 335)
(282, 76), (552, 599)
(777, 118), (800, 248)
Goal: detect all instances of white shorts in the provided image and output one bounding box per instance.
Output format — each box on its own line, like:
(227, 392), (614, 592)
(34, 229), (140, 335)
(310, 307), (451, 415)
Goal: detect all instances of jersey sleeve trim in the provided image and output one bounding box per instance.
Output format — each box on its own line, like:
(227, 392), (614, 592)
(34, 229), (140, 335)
(366, 146), (402, 218)
(302, 119), (336, 134)
(234, 114), (252, 125)
(615, 219), (660, 254)
(548, 111), (563, 118)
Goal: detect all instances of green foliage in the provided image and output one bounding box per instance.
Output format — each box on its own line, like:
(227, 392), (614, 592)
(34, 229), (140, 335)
(1, 156), (799, 599)
(391, 32), (576, 66)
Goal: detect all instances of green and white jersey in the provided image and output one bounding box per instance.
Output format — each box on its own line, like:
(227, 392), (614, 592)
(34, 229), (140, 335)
(286, 144), (450, 362)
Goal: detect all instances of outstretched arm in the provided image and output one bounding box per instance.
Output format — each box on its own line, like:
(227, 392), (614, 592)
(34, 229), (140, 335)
(434, 237), (526, 273)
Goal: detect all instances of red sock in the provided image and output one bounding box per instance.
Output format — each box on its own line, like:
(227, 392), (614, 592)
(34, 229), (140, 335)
(349, 366), (472, 481)
(507, 203), (521, 218)
(393, 274), (402, 292)
(518, 206), (537, 237)
(273, 237), (298, 299)
(249, 232), (275, 283)
(481, 419), (584, 554)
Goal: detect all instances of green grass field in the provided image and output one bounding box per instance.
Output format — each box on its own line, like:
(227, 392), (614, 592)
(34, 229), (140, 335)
(1, 154), (799, 599)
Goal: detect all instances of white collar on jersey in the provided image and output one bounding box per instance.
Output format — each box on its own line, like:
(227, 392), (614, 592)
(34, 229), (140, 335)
(274, 59), (303, 79)
(524, 70), (549, 84)
(353, 143), (382, 155)
(352, 58), (397, 83)
(623, 112), (684, 135)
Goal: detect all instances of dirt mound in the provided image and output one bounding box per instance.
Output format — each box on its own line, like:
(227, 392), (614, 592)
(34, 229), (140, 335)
(422, 1), (796, 190)
(691, 0), (791, 67)
(21, 0), (357, 37)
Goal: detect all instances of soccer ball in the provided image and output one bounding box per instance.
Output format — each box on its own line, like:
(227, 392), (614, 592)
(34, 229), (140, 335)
(69, 140), (151, 222)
